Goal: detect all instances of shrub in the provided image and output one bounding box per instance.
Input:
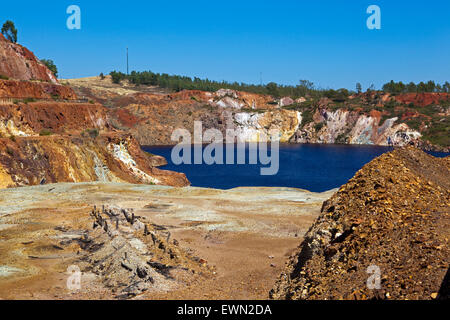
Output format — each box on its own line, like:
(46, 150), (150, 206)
(23, 98), (36, 104)
(314, 122), (325, 131)
(84, 128), (99, 138)
(300, 109), (314, 128)
(0, 74), (9, 80)
(39, 129), (53, 136)
(110, 71), (127, 84)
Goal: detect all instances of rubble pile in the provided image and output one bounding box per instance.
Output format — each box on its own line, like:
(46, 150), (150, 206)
(78, 205), (213, 299)
(270, 147), (449, 300)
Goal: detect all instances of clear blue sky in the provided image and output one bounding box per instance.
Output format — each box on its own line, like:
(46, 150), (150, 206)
(1, 0), (449, 90)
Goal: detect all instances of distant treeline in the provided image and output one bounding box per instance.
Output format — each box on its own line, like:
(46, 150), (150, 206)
(109, 71), (449, 98)
(382, 80), (450, 94)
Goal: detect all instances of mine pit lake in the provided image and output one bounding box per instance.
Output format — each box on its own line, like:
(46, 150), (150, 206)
(143, 144), (449, 192)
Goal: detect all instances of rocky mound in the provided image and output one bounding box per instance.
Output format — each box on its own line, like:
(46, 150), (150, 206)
(270, 147), (449, 300)
(77, 205), (213, 299)
(0, 33), (57, 83)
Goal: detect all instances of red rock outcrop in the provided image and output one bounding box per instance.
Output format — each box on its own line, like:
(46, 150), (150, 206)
(0, 37), (190, 188)
(0, 33), (58, 83)
(394, 93), (450, 107)
(0, 79), (77, 100)
(0, 101), (111, 136)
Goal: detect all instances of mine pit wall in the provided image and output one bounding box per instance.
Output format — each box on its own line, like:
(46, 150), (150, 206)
(0, 79), (106, 137)
(0, 80), (78, 100)
(0, 134), (189, 189)
(290, 109), (422, 147)
(219, 108), (421, 147)
(0, 102), (111, 137)
(106, 88), (423, 148)
(0, 81), (189, 188)
(230, 109), (302, 143)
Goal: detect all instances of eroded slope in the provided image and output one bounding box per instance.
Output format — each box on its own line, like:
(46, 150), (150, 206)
(270, 147), (449, 300)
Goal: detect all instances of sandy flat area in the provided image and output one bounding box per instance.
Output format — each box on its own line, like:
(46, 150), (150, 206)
(0, 182), (334, 299)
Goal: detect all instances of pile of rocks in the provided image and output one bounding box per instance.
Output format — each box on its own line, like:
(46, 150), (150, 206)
(270, 147), (449, 300)
(78, 205), (213, 299)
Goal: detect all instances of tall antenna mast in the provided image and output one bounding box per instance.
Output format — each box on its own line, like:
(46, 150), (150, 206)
(126, 47), (129, 75)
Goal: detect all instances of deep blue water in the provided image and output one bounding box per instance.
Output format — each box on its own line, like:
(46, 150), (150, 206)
(143, 144), (448, 192)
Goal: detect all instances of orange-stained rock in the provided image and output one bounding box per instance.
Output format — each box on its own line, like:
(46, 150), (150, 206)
(0, 33), (58, 83)
(0, 79), (77, 99)
(0, 102), (111, 136)
(394, 92), (450, 107)
(0, 133), (189, 188)
(0, 36), (189, 188)
(271, 147), (450, 300)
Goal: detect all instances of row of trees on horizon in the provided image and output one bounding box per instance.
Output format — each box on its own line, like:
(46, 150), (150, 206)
(2, 19), (449, 97)
(109, 70), (450, 99)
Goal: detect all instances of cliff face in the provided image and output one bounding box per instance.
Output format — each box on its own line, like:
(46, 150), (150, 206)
(230, 109), (301, 142)
(291, 109), (422, 147)
(67, 77), (449, 150)
(0, 39), (189, 189)
(0, 101), (110, 137)
(0, 34), (57, 83)
(270, 147), (450, 300)
(0, 79), (77, 99)
(0, 133), (188, 188)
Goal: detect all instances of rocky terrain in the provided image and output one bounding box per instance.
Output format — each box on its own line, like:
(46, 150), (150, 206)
(1, 148), (448, 300)
(0, 27), (448, 301)
(0, 33), (57, 83)
(0, 33), (188, 188)
(66, 76), (449, 151)
(270, 147), (449, 300)
(0, 134), (188, 188)
(0, 182), (332, 299)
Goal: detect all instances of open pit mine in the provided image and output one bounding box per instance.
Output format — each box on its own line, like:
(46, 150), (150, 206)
(0, 33), (448, 300)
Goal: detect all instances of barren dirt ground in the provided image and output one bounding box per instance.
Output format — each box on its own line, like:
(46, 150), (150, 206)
(0, 182), (334, 300)
(62, 76), (170, 96)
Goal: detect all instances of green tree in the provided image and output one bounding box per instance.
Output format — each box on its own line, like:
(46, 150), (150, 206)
(406, 82), (417, 93)
(110, 71), (126, 84)
(356, 82), (362, 93)
(417, 82), (427, 93)
(297, 80), (315, 97)
(443, 82), (450, 93)
(41, 59), (58, 77)
(367, 84), (375, 92)
(266, 82), (279, 98)
(425, 80), (436, 92)
(1, 20), (17, 43)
